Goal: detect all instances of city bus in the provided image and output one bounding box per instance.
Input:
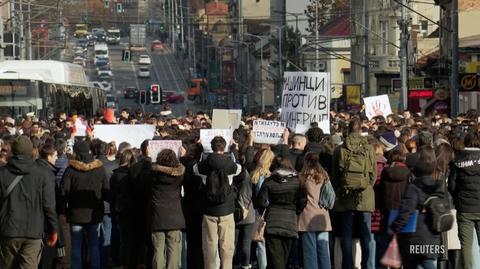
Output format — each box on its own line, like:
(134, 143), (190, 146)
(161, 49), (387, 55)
(107, 28), (121, 44)
(94, 43), (109, 64)
(0, 60), (106, 120)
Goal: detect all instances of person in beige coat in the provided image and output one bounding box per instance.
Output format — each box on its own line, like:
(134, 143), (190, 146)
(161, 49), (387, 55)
(298, 152), (332, 269)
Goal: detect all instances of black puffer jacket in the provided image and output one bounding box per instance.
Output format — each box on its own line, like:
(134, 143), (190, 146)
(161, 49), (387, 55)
(60, 159), (108, 224)
(449, 147), (480, 213)
(109, 166), (130, 216)
(0, 156), (58, 239)
(256, 169), (307, 238)
(391, 176), (445, 259)
(150, 163), (186, 231)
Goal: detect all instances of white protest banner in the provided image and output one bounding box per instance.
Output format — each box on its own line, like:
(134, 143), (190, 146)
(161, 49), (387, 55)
(75, 118), (87, 137)
(148, 140), (182, 160)
(364, 94), (393, 120)
(281, 72), (331, 134)
(295, 123), (310, 135)
(93, 124), (156, 148)
(200, 129), (233, 152)
(252, 120), (285, 144)
(212, 109), (242, 130)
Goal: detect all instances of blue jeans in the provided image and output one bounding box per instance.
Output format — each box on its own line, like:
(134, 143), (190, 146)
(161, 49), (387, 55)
(101, 214), (112, 268)
(71, 223), (101, 269)
(403, 258), (436, 269)
(368, 232), (376, 269)
(256, 241), (267, 269)
(301, 232), (331, 269)
(340, 211), (372, 269)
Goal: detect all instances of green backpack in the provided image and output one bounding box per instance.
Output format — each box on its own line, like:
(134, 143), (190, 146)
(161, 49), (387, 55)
(338, 140), (371, 194)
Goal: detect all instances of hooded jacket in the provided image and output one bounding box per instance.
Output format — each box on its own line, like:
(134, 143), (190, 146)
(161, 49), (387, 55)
(448, 147), (480, 213)
(256, 168), (307, 238)
(378, 161), (411, 211)
(60, 159), (108, 224)
(0, 156), (57, 239)
(193, 153), (242, 216)
(391, 176), (445, 259)
(150, 163), (186, 231)
(332, 133), (377, 212)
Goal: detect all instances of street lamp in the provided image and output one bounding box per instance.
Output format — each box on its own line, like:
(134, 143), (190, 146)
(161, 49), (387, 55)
(244, 33), (267, 113)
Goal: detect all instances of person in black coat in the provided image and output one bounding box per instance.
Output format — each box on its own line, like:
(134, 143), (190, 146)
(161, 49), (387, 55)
(150, 149), (186, 269)
(448, 131), (480, 269)
(256, 157), (307, 269)
(60, 140), (109, 269)
(109, 148), (137, 268)
(391, 146), (446, 269)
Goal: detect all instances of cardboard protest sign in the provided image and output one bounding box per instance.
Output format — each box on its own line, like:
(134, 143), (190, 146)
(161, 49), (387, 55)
(252, 120), (285, 144)
(212, 109), (242, 130)
(200, 129), (233, 152)
(281, 72), (331, 134)
(93, 124), (156, 148)
(364, 94), (393, 120)
(148, 140), (182, 160)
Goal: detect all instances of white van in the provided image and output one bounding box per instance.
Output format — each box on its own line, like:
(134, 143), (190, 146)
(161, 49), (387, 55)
(94, 43), (109, 64)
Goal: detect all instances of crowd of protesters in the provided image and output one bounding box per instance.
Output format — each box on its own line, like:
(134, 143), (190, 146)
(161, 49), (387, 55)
(1, 106), (480, 269)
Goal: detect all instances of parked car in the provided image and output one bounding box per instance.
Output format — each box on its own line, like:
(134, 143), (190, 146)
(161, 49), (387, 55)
(164, 91), (185, 104)
(76, 38), (88, 48)
(97, 66), (113, 77)
(95, 58), (110, 68)
(106, 94), (116, 108)
(101, 81), (112, 91)
(98, 72), (112, 81)
(138, 54), (151, 65)
(137, 66), (150, 78)
(124, 87), (139, 99)
(73, 57), (86, 67)
(151, 40), (164, 52)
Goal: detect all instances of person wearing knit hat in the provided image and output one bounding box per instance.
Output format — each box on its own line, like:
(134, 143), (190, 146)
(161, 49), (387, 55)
(73, 140), (94, 162)
(379, 131), (398, 152)
(12, 135), (34, 157)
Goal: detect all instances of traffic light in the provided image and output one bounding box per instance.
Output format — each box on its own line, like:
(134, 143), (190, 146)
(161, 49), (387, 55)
(139, 90), (147, 104)
(151, 84), (161, 103)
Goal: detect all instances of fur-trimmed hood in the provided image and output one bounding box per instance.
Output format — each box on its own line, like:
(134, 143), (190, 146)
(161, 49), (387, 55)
(69, 159), (103, 171)
(151, 164), (185, 176)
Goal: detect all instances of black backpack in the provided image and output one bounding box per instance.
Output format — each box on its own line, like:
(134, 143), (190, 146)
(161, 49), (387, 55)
(205, 169), (232, 204)
(422, 195), (454, 233)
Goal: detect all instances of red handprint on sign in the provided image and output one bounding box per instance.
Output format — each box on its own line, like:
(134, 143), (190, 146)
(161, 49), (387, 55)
(368, 100), (386, 118)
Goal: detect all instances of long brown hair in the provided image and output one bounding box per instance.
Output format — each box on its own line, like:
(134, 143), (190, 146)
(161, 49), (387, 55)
(433, 143), (454, 180)
(299, 152), (329, 185)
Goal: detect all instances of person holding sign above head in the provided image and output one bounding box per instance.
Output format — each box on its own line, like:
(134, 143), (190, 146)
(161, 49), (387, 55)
(193, 136), (242, 269)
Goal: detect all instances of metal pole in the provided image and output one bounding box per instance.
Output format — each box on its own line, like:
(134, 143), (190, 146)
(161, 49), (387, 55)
(261, 42), (264, 112)
(19, 0), (25, 60)
(363, 0), (369, 97)
(451, 0), (459, 116)
(171, 0), (175, 50)
(27, 0), (32, 60)
(180, 2), (184, 52)
(10, 0), (15, 59)
(278, 27), (282, 107)
(399, 0), (409, 111)
(0, 11), (4, 61)
(315, 0), (319, 70)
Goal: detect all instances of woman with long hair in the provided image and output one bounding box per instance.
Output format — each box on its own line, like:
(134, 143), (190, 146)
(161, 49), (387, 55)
(250, 148), (274, 269)
(256, 157), (307, 269)
(298, 152), (332, 269)
(110, 149), (137, 268)
(150, 149), (185, 269)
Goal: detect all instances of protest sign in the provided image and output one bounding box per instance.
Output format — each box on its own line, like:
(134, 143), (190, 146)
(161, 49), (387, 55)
(212, 109), (242, 129)
(252, 120), (285, 144)
(295, 123), (310, 135)
(364, 94), (393, 120)
(281, 72), (331, 134)
(148, 140), (182, 160)
(200, 129), (233, 152)
(93, 124), (156, 148)
(75, 118), (87, 137)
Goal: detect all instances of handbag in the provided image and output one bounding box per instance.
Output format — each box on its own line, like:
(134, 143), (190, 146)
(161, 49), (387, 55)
(251, 210), (266, 242)
(380, 235), (402, 268)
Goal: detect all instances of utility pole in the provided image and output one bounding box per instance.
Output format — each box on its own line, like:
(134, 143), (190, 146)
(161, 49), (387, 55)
(315, 0), (319, 71)
(363, 0), (369, 97)
(19, 0), (25, 60)
(451, 0), (458, 116)
(27, 0), (32, 60)
(399, 0), (409, 112)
